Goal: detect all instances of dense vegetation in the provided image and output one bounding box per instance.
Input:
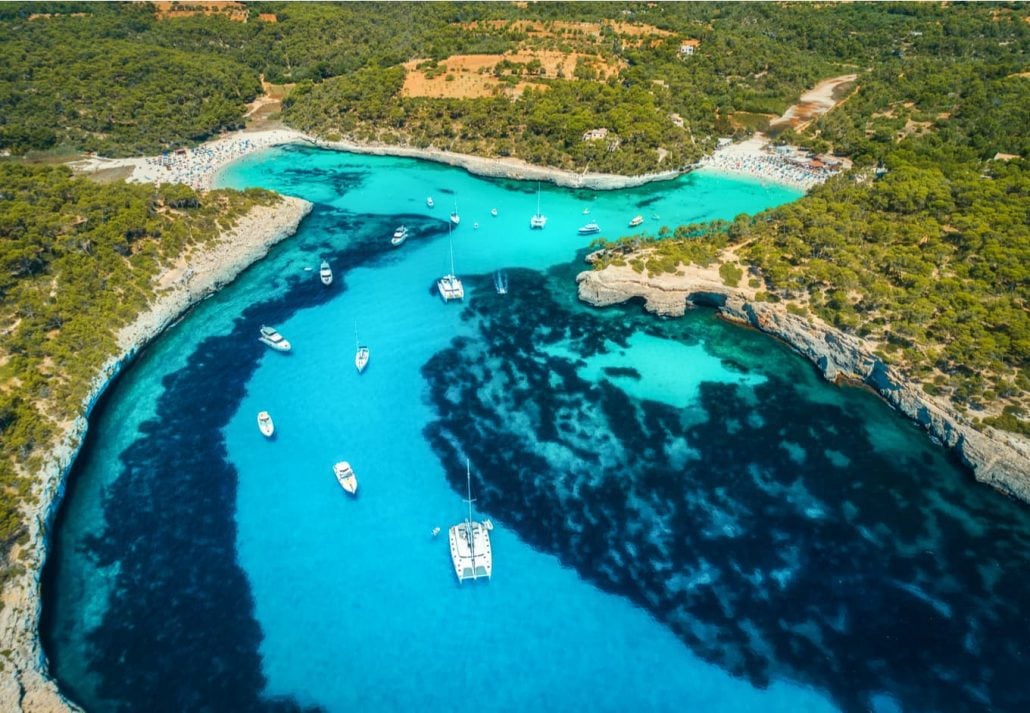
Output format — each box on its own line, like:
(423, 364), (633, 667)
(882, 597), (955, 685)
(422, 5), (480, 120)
(593, 3), (1029, 433)
(0, 164), (278, 581)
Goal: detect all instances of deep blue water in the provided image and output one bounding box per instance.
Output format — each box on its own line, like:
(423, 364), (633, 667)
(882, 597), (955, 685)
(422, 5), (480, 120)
(41, 146), (1030, 713)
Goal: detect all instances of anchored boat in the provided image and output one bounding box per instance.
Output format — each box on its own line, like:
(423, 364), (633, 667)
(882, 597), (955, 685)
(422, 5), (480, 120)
(437, 225), (464, 301)
(319, 259), (333, 285)
(530, 183), (546, 229)
(259, 325), (291, 352)
(448, 458), (492, 582)
(257, 411), (275, 438)
(333, 461), (358, 496)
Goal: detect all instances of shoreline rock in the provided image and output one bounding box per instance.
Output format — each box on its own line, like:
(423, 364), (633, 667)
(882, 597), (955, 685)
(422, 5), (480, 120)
(0, 196), (313, 713)
(576, 263), (1030, 503)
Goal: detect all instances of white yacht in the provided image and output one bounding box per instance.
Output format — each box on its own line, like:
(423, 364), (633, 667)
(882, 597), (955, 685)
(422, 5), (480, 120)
(437, 226), (464, 301)
(319, 259), (333, 285)
(530, 183), (546, 229)
(629, 215), (644, 227)
(392, 225), (408, 246)
(449, 459), (492, 583)
(578, 222), (601, 235)
(333, 461), (358, 495)
(259, 325), (291, 352)
(426, 196), (434, 208)
(257, 411), (274, 438)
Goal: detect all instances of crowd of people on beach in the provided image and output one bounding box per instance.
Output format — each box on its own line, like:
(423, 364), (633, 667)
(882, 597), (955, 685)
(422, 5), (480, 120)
(700, 144), (842, 190)
(135, 130), (300, 189)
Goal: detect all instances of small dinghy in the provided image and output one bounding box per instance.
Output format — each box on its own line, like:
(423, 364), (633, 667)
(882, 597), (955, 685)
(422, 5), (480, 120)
(333, 461), (358, 495)
(257, 411), (275, 437)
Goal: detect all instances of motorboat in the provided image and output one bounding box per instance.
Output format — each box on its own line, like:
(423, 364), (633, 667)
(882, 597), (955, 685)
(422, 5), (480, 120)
(530, 183), (546, 229)
(449, 458), (492, 582)
(490, 208), (498, 217)
(426, 196), (434, 208)
(578, 222), (601, 235)
(259, 325), (291, 352)
(257, 411), (275, 437)
(333, 461), (358, 495)
(392, 225), (408, 246)
(319, 259), (333, 285)
(629, 215), (644, 227)
(438, 225), (464, 301)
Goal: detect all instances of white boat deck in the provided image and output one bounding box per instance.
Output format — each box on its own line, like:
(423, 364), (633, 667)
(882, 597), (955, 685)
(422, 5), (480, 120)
(449, 520), (492, 582)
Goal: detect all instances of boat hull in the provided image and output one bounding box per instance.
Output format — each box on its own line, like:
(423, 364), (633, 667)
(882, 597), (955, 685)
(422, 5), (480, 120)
(355, 347), (370, 372)
(333, 462), (358, 495)
(449, 521), (492, 582)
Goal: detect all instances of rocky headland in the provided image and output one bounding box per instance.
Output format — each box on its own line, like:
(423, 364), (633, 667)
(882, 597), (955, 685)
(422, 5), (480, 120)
(0, 196), (313, 713)
(577, 259), (1030, 503)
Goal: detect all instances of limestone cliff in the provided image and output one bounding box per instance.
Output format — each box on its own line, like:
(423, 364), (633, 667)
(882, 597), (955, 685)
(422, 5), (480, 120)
(577, 262), (1030, 503)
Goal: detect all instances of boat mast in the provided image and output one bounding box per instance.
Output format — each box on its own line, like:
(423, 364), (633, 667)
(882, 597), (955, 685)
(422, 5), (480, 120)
(465, 458), (476, 560)
(448, 223), (456, 277)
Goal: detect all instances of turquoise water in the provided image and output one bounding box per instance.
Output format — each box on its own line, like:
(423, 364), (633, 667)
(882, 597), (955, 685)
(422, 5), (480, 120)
(42, 146), (1030, 713)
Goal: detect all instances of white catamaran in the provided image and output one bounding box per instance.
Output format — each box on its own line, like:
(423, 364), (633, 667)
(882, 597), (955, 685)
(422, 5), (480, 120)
(437, 225), (464, 301)
(530, 183), (546, 229)
(448, 458), (493, 582)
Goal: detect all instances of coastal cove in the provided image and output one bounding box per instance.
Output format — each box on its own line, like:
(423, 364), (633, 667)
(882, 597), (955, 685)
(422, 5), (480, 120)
(0, 197), (312, 713)
(35, 145), (1030, 713)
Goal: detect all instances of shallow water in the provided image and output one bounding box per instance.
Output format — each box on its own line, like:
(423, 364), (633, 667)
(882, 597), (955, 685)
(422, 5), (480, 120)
(42, 146), (1030, 713)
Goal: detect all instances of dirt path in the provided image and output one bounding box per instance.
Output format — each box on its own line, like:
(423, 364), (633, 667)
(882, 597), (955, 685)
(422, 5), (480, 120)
(769, 73), (858, 133)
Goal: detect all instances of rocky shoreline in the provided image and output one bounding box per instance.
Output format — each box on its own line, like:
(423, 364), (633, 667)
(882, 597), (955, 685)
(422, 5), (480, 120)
(576, 262), (1030, 503)
(0, 196), (313, 713)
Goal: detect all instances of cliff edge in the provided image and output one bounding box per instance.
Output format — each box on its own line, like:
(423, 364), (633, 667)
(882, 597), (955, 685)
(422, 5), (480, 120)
(577, 262), (1030, 502)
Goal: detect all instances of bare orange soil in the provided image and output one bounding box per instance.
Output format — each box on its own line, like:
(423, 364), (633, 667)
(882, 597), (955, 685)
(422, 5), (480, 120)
(153, 1), (248, 22)
(402, 51), (620, 99)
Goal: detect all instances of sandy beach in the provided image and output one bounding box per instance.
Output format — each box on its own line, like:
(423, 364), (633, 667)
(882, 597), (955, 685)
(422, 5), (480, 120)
(0, 196), (312, 713)
(71, 126), (843, 194)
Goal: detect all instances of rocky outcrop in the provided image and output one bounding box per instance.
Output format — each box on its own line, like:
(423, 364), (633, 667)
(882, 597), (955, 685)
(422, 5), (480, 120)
(0, 196), (313, 713)
(577, 263), (1030, 502)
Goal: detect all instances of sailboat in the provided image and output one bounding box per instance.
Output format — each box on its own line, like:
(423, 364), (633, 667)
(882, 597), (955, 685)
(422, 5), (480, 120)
(530, 183), (546, 229)
(493, 270), (508, 295)
(354, 326), (369, 373)
(448, 458), (492, 582)
(450, 198), (460, 226)
(437, 224), (464, 301)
